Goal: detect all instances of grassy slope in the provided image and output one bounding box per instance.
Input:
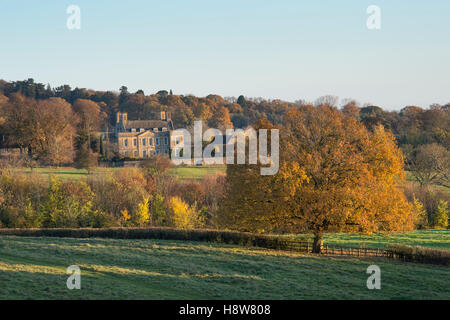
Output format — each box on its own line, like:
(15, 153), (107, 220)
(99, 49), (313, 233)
(322, 230), (450, 250)
(0, 236), (448, 300)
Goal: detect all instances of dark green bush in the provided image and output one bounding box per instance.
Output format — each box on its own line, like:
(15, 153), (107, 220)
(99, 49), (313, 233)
(0, 227), (305, 251)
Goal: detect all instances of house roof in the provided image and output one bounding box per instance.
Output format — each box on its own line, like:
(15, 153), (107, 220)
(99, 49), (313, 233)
(124, 120), (173, 130)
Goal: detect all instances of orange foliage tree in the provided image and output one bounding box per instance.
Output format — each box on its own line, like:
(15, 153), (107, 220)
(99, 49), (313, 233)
(221, 106), (414, 253)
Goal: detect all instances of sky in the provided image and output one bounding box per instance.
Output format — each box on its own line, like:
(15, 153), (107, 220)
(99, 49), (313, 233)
(0, 0), (449, 110)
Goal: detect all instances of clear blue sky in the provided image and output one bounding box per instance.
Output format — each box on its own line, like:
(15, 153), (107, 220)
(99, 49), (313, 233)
(1, 0), (449, 109)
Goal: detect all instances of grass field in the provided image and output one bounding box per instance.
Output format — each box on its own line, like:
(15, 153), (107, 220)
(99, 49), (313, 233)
(0, 236), (449, 300)
(321, 230), (450, 250)
(286, 230), (450, 250)
(17, 165), (226, 181)
(167, 165), (226, 180)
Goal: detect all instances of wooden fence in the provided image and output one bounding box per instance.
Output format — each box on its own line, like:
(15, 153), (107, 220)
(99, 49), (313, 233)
(274, 239), (390, 258)
(271, 239), (449, 266)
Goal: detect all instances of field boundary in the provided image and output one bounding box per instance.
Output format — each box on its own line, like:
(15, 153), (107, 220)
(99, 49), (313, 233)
(0, 227), (448, 266)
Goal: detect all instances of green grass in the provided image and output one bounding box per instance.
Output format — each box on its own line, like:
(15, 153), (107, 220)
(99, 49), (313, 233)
(16, 165), (226, 181)
(0, 236), (448, 300)
(287, 230), (450, 250)
(17, 167), (118, 180)
(323, 230), (450, 250)
(167, 165), (226, 180)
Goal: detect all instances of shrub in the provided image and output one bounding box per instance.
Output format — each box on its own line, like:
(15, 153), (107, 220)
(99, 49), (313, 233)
(150, 193), (168, 226)
(87, 167), (150, 226)
(403, 183), (449, 226)
(142, 155), (172, 177)
(169, 197), (203, 229)
(0, 169), (47, 228)
(38, 177), (106, 228)
(0, 170), (114, 228)
(412, 197), (428, 229)
(133, 197), (150, 227)
(0, 227), (299, 252)
(387, 244), (450, 266)
(432, 200), (448, 229)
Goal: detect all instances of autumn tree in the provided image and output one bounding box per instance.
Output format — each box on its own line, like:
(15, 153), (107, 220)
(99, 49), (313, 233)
(0, 94), (8, 145)
(281, 106), (414, 252)
(35, 98), (77, 165)
(219, 119), (283, 233)
(74, 144), (98, 174)
(192, 103), (213, 121)
(1, 94), (76, 164)
(221, 106), (414, 253)
(169, 196), (203, 229)
(73, 99), (102, 144)
(1, 93), (39, 153)
(432, 200), (448, 229)
(341, 99), (360, 119)
(208, 106), (233, 130)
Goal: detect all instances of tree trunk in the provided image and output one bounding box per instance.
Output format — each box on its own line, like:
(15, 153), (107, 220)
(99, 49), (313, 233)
(312, 234), (323, 253)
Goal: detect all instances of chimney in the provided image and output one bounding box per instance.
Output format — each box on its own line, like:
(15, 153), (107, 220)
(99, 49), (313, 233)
(116, 112), (128, 124)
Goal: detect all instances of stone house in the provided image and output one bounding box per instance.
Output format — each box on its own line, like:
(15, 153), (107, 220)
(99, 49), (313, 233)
(115, 111), (177, 158)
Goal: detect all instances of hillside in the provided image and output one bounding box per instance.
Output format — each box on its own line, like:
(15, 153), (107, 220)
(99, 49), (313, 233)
(0, 236), (448, 300)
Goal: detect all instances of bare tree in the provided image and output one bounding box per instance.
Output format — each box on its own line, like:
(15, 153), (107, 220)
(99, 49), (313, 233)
(409, 143), (450, 187)
(314, 95), (339, 107)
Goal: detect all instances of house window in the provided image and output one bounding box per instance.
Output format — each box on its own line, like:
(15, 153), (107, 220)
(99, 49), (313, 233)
(142, 138), (146, 146)
(149, 138), (153, 146)
(133, 138), (137, 146)
(164, 149), (168, 154)
(175, 136), (180, 144)
(143, 150), (147, 158)
(156, 137), (160, 146)
(164, 137), (168, 145)
(124, 139), (128, 147)
(134, 150), (138, 157)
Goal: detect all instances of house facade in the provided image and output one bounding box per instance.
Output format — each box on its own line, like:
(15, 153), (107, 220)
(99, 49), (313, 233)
(115, 111), (176, 158)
